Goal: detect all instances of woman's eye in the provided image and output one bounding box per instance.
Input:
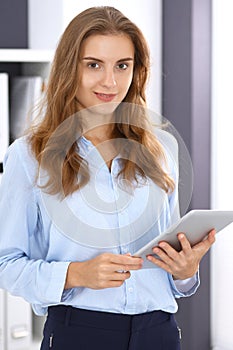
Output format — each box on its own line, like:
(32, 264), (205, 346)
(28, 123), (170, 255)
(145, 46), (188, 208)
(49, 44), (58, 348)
(117, 63), (128, 70)
(88, 62), (100, 69)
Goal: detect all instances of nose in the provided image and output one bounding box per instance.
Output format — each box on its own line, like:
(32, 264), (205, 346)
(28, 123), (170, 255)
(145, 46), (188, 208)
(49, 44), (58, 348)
(100, 68), (117, 89)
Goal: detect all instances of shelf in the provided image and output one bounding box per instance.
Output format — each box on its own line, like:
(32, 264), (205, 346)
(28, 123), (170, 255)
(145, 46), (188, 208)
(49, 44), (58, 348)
(0, 49), (54, 62)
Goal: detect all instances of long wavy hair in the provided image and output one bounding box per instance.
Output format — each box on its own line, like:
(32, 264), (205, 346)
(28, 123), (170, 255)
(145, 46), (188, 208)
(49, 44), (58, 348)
(29, 6), (175, 196)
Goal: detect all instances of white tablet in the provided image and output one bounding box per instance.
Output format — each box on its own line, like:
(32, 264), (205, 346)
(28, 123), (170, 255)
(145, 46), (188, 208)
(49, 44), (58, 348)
(133, 210), (233, 260)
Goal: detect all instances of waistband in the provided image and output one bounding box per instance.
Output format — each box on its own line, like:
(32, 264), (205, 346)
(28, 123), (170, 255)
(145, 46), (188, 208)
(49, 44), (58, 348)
(47, 305), (171, 331)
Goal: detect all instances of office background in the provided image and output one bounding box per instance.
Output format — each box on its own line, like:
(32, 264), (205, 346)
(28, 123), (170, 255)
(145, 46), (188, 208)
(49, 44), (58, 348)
(0, 0), (232, 349)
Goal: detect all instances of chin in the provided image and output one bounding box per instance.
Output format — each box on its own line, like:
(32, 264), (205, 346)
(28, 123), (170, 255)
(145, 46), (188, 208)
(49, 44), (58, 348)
(87, 101), (121, 116)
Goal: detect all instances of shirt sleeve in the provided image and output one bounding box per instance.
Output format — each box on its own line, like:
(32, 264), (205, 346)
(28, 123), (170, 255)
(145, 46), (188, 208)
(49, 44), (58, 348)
(174, 275), (199, 293)
(0, 140), (70, 305)
(169, 272), (200, 297)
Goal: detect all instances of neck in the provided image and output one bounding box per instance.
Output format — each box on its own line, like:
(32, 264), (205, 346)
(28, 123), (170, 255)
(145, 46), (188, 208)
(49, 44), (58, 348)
(84, 123), (119, 144)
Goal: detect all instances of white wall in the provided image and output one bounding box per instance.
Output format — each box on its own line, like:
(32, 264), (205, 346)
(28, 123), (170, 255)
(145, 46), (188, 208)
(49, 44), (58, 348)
(28, 0), (162, 114)
(211, 0), (233, 349)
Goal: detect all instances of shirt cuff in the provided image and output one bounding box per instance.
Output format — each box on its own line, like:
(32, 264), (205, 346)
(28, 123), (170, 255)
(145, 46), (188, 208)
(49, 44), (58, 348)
(45, 261), (71, 303)
(169, 271), (200, 297)
(174, 275), (197, 293)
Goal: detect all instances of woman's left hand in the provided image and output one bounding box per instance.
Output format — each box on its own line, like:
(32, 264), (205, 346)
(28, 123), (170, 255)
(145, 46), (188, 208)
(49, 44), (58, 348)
(147, 229), (216, 280)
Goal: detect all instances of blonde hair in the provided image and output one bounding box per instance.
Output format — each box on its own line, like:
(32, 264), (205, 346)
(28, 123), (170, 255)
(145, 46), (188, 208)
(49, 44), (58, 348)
(28, 6), (175, 196)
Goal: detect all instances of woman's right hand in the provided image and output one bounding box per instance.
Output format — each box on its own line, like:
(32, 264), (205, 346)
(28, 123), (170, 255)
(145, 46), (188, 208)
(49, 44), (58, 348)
(65, 253), (143, 290)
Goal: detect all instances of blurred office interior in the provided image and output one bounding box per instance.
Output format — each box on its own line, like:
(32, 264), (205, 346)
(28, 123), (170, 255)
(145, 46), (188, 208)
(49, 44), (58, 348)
(0, 1), (232, 349)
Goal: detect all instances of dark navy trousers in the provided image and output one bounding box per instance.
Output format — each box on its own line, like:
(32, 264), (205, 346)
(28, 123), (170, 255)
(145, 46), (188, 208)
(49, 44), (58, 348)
(40, 305), (181, 350)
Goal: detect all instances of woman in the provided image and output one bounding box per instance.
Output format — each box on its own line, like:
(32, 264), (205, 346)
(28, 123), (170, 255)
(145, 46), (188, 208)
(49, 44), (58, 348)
(0, 6), (215, 350)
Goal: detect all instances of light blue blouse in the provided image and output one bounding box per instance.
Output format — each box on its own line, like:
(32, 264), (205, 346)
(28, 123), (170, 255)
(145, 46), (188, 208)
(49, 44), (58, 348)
(0, 132), (199, 316)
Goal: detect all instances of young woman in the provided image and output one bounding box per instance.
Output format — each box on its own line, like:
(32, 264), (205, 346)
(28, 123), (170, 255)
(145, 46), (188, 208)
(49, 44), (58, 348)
(0, 6), (215, 350)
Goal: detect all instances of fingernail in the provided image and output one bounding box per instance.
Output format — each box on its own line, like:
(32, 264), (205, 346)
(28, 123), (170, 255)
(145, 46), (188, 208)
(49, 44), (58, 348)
(153, 247), (159, 253)
(159, 243), (165, 248)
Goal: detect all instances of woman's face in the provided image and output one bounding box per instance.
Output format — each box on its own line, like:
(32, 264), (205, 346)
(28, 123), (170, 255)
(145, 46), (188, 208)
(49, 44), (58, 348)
(76, 34), (134, 114)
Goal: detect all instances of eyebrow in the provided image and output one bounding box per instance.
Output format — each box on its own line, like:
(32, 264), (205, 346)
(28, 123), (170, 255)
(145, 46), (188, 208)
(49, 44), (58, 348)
(82, 56), (134, 63)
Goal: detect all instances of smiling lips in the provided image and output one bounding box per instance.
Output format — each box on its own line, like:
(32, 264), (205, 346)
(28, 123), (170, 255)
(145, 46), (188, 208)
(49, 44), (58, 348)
(94, 92), (117, 102)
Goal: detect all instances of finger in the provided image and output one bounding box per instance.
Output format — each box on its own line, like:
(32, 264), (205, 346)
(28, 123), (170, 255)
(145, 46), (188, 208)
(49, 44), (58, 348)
(177, 233), (192, 254)
(207, 229), (216, 243)
(96, 280), (125, 289)
(154, 241), (181, 262)
(123, 255), (144, 265)
(94, 268), (130, 284)
(112, 266), (137, 273)
(194, 229), (216, 252)
(104, 280), (125, 289)
(146, 254), (172, 274)
(150, 246), (174, 265)
(201, 229), (216, 247)
(113, 271), (131, 281)
(111, 254), (143, 266)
